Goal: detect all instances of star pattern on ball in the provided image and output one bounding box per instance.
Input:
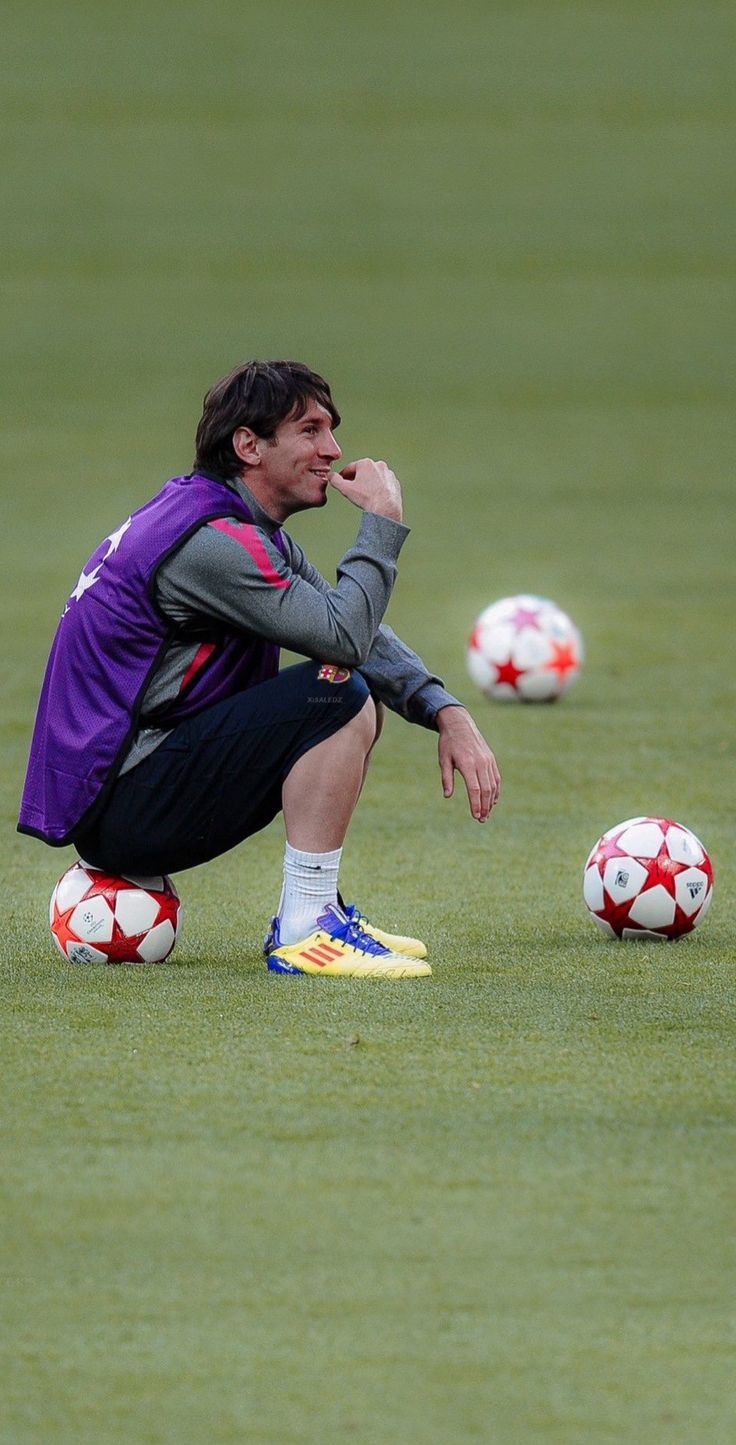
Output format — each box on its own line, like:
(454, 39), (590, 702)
(637, 840), (688, 898)
(544, 641), (578, 681)
(50, 904), (81, 955)
(494, 657), (525, 688)
(590, 834), (629, 872)
(467, 596), (583, 703)
(509, 606), (542, 630)
(50, 866), (181, 964)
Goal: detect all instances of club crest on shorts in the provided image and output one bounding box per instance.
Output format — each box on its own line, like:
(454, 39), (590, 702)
(317, 664), (352, 684)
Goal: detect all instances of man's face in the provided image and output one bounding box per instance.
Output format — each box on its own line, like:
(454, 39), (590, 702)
(236, 401), (342, 520)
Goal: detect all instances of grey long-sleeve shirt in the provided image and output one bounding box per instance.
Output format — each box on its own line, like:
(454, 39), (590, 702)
(121, 475), (460, 773)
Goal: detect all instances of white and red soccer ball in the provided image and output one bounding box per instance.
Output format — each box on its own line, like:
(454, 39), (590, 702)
(583, 817), (713, 941)
(467, 594), (583, 702)
(49, 861), (182, 964)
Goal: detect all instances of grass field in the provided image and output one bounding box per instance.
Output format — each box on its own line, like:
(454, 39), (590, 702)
(2, 2), (735, 1441)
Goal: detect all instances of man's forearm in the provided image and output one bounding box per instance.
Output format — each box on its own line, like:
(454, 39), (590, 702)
(357, 624), (462, 728)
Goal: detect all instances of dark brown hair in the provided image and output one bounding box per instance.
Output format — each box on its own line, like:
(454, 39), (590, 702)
(194, 360), (340, 477)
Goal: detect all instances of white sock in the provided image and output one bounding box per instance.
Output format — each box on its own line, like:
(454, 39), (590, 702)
(277, 843), (343, 945)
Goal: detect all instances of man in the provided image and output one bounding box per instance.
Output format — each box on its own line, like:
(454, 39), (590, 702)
(19, 361), (501, 978)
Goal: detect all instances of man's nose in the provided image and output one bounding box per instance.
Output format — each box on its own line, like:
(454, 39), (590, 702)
(321, 431), (342, 461)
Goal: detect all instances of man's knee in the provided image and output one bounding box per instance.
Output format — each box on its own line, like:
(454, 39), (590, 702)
(346, 686), (384, 752)
(345, 687), (376, 744)
(332, 676), (377, 751)
(338, 668), (371, 723)
(372, 700), (386, 747)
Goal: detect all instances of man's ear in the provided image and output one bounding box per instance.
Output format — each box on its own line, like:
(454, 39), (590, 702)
(233, 427), (262, 468)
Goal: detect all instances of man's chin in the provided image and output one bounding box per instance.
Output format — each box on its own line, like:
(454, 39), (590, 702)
(286, 488), (329, 516)
(306, 483), (329, 508)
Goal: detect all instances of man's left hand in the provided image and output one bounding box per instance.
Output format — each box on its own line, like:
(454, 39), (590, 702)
(436, 706), (501, 822)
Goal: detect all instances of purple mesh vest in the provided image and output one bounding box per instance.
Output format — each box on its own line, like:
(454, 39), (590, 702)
(19, 474), (288, 844)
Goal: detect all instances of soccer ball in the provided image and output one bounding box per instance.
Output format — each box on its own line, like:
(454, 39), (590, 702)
(49, 861), (182, 964)
(467, 594), (583, 702)
(583, 817), (713, 941)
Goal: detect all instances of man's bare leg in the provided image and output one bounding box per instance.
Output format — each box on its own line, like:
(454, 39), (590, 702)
(270, 696), (430, 974)
(272, 697), (379, 944)
(281, 696), (379, 851)
(359, 699), (384, 796)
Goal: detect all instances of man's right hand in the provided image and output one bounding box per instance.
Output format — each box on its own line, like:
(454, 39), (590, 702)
(329, 459), (404, 524)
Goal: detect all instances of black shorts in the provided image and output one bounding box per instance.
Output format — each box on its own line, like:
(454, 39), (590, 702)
(73, 661), (370, 875)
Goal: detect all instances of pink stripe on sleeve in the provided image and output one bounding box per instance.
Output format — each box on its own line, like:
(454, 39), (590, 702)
(210, 519), (290, 589)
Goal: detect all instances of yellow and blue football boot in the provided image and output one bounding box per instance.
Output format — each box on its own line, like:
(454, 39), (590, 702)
(265, 904), (431, 979)
(336, 895), (428, 960)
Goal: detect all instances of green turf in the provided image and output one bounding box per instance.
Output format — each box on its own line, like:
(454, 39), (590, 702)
(1, 2), (735, 1441)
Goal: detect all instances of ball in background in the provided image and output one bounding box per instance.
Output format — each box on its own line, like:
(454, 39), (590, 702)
(49, 861), (182, 964)
(583, 817), (713, 941)
(467, 593), (583, 702)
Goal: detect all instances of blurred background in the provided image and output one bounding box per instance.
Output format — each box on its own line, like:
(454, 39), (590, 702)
(4, 0), (735, 903)
(4, 3), (734, 639)
(2, 6), (736, 1439)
